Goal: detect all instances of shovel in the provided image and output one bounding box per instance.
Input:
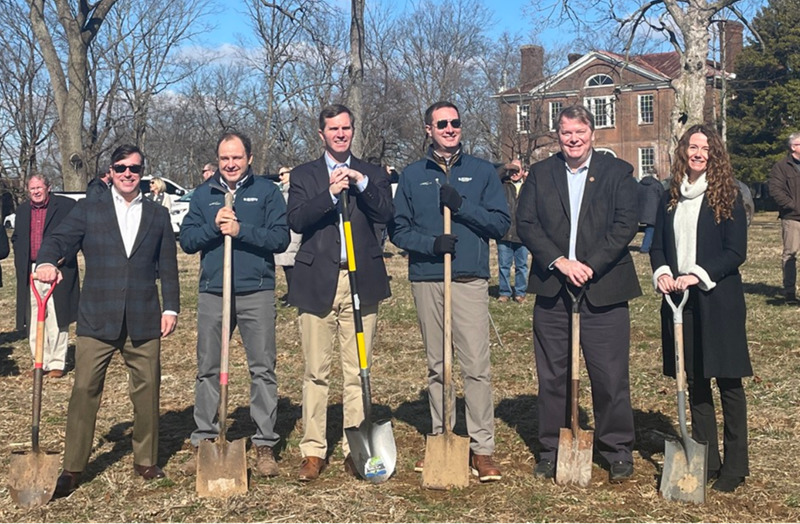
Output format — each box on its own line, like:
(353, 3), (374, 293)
(197, 191), (248, 498)
(8, 276), (60, 509)
(555, 286), (594, 487)
(422, 205), (470, 490)
(660, 290), (707, 504)
(340, 190), (397, 484)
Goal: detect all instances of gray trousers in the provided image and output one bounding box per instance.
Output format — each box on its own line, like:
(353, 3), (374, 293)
(191, 289), (279, 448)
(411, 279), (495, 455)
(781, 218), (800, 295)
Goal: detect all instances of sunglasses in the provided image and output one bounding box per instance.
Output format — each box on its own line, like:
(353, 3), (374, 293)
(112, 164), (143, 174)
(434, 119), (461, 130)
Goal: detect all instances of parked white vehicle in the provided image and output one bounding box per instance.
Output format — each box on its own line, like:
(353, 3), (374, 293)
(170, 189), (194, 235)
(4, 213), (15, 229)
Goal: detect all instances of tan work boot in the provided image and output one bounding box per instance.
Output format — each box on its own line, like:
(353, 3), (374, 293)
(255, 446), (280, 477)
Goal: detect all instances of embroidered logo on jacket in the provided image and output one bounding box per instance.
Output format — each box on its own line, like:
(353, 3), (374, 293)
(457, 177), (472, 183)
(243, 197), (258, 202)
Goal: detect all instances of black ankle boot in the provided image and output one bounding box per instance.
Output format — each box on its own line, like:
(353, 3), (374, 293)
(712, 475), (745, 492)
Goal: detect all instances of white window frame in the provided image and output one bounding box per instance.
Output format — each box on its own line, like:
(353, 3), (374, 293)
(639, 147), (655, 179)
(638, 94), (654, 125)
(517, 103), (530, 134)
(584, 96), (615, 128)
(549, 101), (562, 131)
(586, 74), (614, 88)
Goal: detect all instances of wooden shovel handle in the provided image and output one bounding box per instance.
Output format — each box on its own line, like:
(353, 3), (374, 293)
(218, 191), (234, 441)
(443, 206), (453, 435)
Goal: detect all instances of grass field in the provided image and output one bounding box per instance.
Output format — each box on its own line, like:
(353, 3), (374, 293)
(0, 211), (798, 522)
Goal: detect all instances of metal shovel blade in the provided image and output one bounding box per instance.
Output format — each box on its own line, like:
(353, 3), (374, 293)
(196, 437), (248, 498)
(660, 437), (707, 503)
(8, 449), (60, 509)
(555, 427), (594, 487)
(345, 419), (397, 484)
(421, 432), (470, 490)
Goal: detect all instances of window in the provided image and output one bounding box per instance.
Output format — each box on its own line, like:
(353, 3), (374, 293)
(549, 101), (562, 131)
(586, 74), (614, 88)
(639, 94), (654, 124)
(639, 147), (655, 179)
(584, 96), (615, 128)
(517, 104), (530, 133)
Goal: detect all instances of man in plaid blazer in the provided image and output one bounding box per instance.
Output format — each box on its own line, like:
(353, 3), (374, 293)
(35, 144), (180, 495)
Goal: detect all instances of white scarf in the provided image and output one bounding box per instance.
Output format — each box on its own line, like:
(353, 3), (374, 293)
(672, 173), (716, 290)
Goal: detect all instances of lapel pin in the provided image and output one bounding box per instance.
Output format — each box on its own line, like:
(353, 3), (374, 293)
(589, 176), (595, 182)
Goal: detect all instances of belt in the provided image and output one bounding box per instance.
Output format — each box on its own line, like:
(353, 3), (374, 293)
(452, 276), (482, 283)
(339, 261), (349, 270)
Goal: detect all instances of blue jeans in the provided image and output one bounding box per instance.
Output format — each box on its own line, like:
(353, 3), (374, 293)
(641, 225), (655, 253)
(497, 241), (529, 297)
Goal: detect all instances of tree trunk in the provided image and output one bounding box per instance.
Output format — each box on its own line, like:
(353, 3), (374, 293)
(347, 0), (365, 157)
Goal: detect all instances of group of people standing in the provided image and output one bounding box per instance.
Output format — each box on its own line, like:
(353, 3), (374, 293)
(15, 100), (756, 497)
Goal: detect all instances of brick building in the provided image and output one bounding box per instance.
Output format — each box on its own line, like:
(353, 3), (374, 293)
(495, 22), (743, 180)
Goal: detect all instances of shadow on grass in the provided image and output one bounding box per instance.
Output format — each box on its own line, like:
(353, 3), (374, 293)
(0, 329), (26, 377)
(394, 388), (469, 437)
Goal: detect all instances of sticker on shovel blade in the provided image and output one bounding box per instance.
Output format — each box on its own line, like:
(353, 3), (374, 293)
(365, 456), (387, 478)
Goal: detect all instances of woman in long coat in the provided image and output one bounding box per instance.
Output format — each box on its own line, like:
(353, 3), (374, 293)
(649, 123), (752, 493)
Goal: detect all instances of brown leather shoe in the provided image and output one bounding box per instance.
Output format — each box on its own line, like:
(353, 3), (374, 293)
(255, 446), (279, 477)
(47, 369), (65, 378)
(298, 456), (327, 482)
(414, 458), (424, 473)
(343, 454), (359, 478)
(134, 464), (166, 480)
(54, 470), (81, 497)
(514, 295), (526, 304)
(471, 454), (502, 482)
(497, 295), (510, 303)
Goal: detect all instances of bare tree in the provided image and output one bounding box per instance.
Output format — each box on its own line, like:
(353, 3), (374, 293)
(27, 0), (118, 190)
(346, 0), (365, 155)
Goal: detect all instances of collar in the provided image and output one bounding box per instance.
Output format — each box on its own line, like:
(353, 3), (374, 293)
(565, 151), (593, 174)
(325, 152), (351, 170)
(111, 185), (143, 205)
(30, 196), (49, 210)
(427, 145), (462, 172)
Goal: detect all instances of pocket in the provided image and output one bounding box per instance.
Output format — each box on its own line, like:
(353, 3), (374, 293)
(295, 250), (314, 266)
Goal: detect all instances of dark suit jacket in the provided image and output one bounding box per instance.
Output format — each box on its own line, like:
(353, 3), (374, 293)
(0, 210), (9, 287)
(650, 192), (752, 379)
(36, 190), (179, 341)
(287, 155), (392, 314)
(12, 195), (81, 331)
(517, 151), (642, 307)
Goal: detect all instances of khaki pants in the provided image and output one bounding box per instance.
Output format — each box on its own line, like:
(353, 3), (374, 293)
(28, 268), (68, 372)
(298, 269), (378, 459)
(781, 219), (800, 295)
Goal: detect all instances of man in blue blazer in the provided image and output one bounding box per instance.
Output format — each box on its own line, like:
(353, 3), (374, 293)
(36, 144), (180, 495)
(288, 104), (393, 481)
(517, 105), (642, 483)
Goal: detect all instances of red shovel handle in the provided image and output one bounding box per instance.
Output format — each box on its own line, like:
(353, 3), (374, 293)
(30, 273), (57, 322)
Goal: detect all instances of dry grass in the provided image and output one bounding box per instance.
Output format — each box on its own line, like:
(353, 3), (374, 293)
(0, 212), (799, 522)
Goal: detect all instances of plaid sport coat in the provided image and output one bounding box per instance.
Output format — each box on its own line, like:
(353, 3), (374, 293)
(36, 189), (179, 341)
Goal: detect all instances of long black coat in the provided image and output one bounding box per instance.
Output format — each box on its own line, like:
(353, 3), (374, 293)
(287, 155), (392, 314)
(649, 191), (752, 379)
(36, 190), (179, 341)
(12, 195), (80, 331)
(0, 210), (9, 287)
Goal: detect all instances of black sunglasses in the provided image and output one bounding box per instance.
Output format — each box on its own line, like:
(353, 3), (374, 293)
(112, 164), (143, 174)
(435, 119), (461, 130)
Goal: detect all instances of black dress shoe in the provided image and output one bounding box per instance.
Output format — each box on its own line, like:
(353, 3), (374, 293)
(534, 459), (555, 479)
(707, 468), (720, 483)
(712, 475), (745, 492)
(133, 464), (166, 480)
(54, 470), (81, 497)
(609, 461), (634, 482)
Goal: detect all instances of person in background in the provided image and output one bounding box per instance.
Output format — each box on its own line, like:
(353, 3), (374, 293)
(391, 100), (509, 482)
(637, 169), (664, 254)
(202, 163), (216, 182)
(0, 196), (9, 301)
(767, 131), (800, 302)
(274, 166), (302, 303)
(36, 144), (179, 495)
(496, 159), (529, 303)
(86, 166), (112, 200)
(12, 175), (80, 378)
(650, 124), (751, 493)
(147, 177), (173, 210)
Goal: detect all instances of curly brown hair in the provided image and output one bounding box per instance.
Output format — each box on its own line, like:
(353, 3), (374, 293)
(668, 124), (738, 223)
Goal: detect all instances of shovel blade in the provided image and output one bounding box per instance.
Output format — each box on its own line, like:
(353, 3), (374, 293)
(8, 449), (60, 509)
(555, 427), (594, 487)
(345, 419), (397, 484)
(196, 437), (248, 498)
(660, 438), (707, 504)
(421, 432), (470, 490)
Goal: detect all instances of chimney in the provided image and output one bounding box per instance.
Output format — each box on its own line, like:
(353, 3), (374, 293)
(568, 53), (582, 64)
(520, 45), (544, 86)
(720, 20), (744, 73)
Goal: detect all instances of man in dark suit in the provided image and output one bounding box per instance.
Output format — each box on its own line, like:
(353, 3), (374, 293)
(35, 144), (180, 495)
(288, 104), (393, 481)
(517, 105), (642, 483)
(12, 175), (80, 377)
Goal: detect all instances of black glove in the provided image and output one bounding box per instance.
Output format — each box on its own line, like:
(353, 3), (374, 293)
(433, 234), (457, 256)
(439, 184), (462, 212)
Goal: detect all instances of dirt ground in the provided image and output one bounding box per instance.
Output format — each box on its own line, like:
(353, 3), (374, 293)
(0, 212), (798, 522)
